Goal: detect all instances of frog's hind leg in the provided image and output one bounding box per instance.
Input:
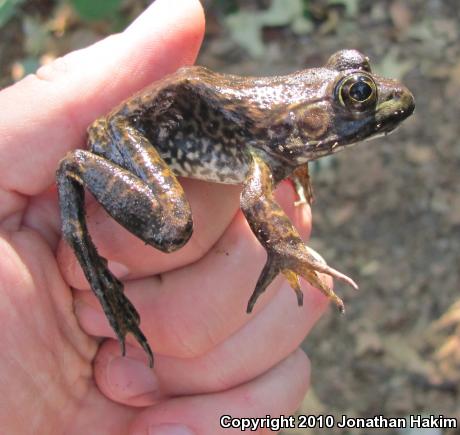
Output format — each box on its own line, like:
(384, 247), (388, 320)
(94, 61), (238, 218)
(57, 121), (192, 367)
(57, 158), (154, 366)
(101, 116), (194, 252)
(241, 150), (357, 314)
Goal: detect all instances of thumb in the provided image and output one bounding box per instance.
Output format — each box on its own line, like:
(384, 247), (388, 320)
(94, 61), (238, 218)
(0, 0), (204, 200)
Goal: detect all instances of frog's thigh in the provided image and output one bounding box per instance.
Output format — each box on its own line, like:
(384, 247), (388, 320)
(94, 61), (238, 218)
(105, 116), (195, 250)
(60, 149), (192, 253)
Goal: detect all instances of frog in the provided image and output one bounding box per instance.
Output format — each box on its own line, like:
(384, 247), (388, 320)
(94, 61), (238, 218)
(57, 49), (415, 367)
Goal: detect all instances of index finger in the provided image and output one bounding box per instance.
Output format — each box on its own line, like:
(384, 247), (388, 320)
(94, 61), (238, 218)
(0, 0), (205, 198)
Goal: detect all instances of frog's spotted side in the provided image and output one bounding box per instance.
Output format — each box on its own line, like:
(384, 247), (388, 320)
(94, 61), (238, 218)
(57, 50), (415, 366)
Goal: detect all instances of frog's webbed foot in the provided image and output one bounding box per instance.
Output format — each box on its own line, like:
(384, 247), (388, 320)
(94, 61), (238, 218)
(98, 263), (153, 366)
(246, 242), (358, 314)
(291, 163), (314, 206)
(242, 150), (357, 314)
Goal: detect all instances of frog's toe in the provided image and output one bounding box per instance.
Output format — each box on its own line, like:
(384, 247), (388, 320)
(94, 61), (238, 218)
(98, 267), (153, 367)
(112, 294), (153, 367)
(290, 245), (357, 312)
(300, 245), (359, 291)
(283, 264), (347, 313)
(299, 268), (346, 313)
(246, 256), (279, 313)
(281, 269), (304, 306)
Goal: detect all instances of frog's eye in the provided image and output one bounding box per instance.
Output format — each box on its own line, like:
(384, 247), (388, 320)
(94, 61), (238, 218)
(336, 74), (377, 112)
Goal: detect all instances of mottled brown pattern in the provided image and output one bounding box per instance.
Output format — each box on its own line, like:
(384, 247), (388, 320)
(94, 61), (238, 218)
(56, 49), (414, 365)
(297, 104), (331, 140)
(291, 164), (314, 205)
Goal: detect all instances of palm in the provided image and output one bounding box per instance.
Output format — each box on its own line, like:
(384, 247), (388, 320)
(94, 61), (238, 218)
(0, 191), (138, 432)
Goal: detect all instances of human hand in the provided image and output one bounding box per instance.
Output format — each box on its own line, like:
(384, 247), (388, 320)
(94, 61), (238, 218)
(0, 1), (328, 433)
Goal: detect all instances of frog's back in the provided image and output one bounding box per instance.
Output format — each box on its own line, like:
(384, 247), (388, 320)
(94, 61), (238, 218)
(113, 66), (270, 185)
(102, 65), (333, 185)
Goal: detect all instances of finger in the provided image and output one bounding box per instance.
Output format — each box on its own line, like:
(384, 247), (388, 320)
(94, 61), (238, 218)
(58, 180), (242, 290)
(75, 182), (314, 357)
(60, 176), (311, 288)
(93, 277), (326, 406)
(127, 350), (310, 435)
(0, 0), (205, 197)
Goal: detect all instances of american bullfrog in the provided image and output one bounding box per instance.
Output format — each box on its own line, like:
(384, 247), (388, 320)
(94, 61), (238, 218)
(57, 49), (415, 367)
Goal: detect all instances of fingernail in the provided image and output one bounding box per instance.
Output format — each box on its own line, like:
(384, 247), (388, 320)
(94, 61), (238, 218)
(107, 355), (160, 402)
(147, 424), (196, 435)
(108, 261), (130, 278)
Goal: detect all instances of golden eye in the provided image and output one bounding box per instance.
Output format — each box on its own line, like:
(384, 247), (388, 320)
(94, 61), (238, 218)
(336, 74), (377, 112)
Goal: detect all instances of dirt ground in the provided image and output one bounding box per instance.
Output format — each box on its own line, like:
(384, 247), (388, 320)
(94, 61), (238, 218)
(1, 1), (459, 434)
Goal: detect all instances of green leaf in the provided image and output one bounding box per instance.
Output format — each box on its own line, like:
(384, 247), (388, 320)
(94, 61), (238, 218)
(225, 11), (265, 58)
(302, 0), (311, 18)
(0, 0), (25, 28)
(23, 16), (49, 56)
(259, 0), (303, 26)
(374, 48), (415, 80)
(225, 0), (313, 58)
(70, 0), (122, 21)
(260, 0), (312, 33)
(328, 0), (360, 17)
(215, 0), (239, 15)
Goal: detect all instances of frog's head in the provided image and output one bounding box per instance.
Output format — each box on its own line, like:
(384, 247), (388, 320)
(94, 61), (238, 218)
(325, 50), (415, 140)
(267, 49), (415, 164)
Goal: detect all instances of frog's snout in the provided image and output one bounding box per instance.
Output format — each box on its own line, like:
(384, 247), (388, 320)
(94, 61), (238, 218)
(375, 83), (415, 134)
(390, 86), (415, 119)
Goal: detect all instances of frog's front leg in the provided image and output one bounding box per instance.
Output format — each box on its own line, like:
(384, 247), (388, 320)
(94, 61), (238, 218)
(291, 164), (314, 206)
(240, 150), (358, 314)
(57, 119), (193, 366)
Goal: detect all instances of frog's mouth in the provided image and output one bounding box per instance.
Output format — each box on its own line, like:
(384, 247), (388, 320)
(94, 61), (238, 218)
(312, 91), (415, 158)
(375, 89), (415, 135)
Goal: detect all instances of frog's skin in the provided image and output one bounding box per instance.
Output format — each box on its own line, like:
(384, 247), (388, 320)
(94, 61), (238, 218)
(57, 50), (415, 366)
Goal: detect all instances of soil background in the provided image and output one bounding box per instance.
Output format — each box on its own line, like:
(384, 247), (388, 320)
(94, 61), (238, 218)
(1, 1), (459, 434)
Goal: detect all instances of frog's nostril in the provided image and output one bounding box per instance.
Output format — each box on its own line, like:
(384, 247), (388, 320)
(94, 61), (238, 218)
(389, 88), (415, 118)
(384, 92), (396, 103)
